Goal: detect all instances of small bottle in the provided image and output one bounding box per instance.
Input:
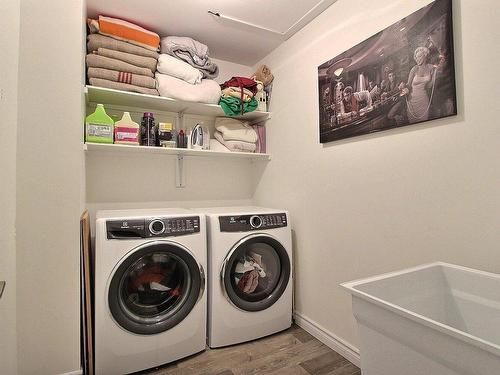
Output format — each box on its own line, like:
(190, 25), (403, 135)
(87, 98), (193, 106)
(85, 104), (114, 144)
(177, 130), (186, 148)
(140, 112), (157, 146)
(114, 112), (140, 145)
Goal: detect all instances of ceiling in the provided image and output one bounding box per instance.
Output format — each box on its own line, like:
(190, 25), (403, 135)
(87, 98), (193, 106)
(87, 0), (338, 66)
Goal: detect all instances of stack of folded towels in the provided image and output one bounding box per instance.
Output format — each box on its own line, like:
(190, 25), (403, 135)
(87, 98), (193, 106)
(86, 16), (160, 96)
(155, 36), (221, 104)
(214, 117), (265, 153)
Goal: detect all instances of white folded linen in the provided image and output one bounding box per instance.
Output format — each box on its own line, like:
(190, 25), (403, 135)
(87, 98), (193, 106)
(155, 73), (221, 104)
(157, 54), (203, 84)
(214, 117), (258, 143)
(209, 139), (230, 152)
(214, 131), (256, 153)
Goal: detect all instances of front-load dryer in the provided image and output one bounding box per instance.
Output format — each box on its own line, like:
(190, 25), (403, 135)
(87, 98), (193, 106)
(94, 208), (206, 374)
(197, 206), (293, 348)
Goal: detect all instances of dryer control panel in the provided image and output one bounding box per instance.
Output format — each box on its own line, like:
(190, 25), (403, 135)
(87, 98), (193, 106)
(106, 216), (200, 239)
(219, 213), (287, 232)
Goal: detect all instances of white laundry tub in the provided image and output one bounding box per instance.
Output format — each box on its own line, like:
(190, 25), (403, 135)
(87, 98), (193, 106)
(341, 262), (500, 375)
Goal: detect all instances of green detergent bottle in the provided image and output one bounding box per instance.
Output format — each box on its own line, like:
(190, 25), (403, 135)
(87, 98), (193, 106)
(85, 104), (114, 144)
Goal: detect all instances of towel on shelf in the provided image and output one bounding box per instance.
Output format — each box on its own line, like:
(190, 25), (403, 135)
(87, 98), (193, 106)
(155, 73), (221, 104)
(160, 36), (219, 79)
(219, 96), (258, 116)
(215, 117), (258, 143)
(221, 87), (254, 103)
(87, 34), (159, 59)
(96, 48), (157, 72)
(89, 78), (159, 96)
(209, 138), (230, 152)
(87, 68), (156, 89)
(157, 54), (203, 85)
(86, 54), (154, 77)
(88, 16), (160, 51)
(214, 131), (256, 153)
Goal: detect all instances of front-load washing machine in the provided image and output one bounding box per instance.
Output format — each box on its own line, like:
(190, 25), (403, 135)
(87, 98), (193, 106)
(197, 206), (293, 348)
(94, 208), (206, 374)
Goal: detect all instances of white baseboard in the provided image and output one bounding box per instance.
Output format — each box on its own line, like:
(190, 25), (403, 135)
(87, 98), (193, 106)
(293, 312), (360, 367)
(59, 370), (82, 375)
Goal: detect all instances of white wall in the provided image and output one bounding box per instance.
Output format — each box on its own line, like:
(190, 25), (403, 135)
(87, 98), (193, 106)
(0, 0), (20, 373)
(16, 0), (85, 373)
(252, 0), (500, 350)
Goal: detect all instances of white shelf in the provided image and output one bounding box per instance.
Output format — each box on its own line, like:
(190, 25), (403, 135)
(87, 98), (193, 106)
(83, 142), (271, 161)
(84, 85), (271, 122)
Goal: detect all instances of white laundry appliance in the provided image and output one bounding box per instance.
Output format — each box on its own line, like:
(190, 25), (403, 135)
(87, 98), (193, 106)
(197, 206), (293, 348)
(94, 208), (206, 374)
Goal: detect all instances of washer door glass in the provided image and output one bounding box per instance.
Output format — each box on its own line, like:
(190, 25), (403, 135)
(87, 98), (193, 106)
(108, 241), (203, 335)
(223, 235), (290, 312)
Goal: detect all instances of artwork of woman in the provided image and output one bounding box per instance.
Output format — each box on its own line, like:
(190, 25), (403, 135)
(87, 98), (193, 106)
(404, 46), (437, 123)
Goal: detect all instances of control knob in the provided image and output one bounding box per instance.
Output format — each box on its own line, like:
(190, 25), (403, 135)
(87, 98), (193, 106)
(149, 219), (165, 235)
(250, 215), (262, 229)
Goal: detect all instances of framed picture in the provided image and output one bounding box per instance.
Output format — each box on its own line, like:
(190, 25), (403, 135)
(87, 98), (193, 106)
(318, 0), (456, 143)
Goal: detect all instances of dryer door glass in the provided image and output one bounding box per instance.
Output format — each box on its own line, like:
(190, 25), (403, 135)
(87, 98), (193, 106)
(108, 241), (204, 335)
(223, 235), (290, 312)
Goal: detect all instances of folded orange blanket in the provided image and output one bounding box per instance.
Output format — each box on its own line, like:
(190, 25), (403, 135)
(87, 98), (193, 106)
(88, 16), (160, 51)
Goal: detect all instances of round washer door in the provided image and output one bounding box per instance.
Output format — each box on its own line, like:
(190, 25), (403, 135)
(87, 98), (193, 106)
(221, 234), (290, 312)
(108, 241), (204, 335)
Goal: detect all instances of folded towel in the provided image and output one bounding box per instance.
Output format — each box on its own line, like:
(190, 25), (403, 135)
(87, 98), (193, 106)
(161, 36), (218, 79)
(214, 131), (256, 153)
(86, 54), (154, 77)
(88, 68), (156, 89)
(89, 78), (159, 96)
(215, 117), (258, 143)
(219, 96), (258, 116)
(155, 73), (221, 104)
(89, 16), (160, 51)
(209, 138), (230, 152)
(87, 34), (159, 59)
(222, 87), (255, 103)
(96, 48), (157, 72)
(157, 54), (203, 84)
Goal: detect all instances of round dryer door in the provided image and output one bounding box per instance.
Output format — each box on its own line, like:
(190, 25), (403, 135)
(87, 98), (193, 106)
(221, 234), (291, 312)
(108, 241), (204, 335)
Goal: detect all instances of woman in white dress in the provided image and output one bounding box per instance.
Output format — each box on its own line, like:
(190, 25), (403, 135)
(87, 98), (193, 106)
(404, 46), (437, 123)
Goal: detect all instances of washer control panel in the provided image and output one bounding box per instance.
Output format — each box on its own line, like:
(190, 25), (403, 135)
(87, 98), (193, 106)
(106, 216), (200, 239)
(219, 213), (287, 232)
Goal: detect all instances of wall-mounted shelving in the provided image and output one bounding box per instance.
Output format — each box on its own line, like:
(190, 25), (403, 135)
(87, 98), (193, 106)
(84, 85), (271, 123)
(84, 142), (270, 188)
(83, 142), (271, 160)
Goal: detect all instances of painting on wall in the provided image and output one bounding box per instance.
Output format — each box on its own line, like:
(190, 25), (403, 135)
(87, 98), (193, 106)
(318, 0), (456, 143)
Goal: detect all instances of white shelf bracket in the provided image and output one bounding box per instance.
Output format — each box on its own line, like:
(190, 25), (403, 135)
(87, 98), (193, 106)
(175, 154), (185, 188)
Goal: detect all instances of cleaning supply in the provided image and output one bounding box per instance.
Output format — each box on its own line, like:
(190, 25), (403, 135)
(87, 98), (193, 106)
(85, 104), (114, 143)
(158, 122), (176, 148)
(177, 129), (186, 148)
(114, 112), (140, 145)
(140, 112), (157, 146)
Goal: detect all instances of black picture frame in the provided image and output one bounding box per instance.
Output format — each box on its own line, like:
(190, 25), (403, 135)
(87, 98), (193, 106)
(318, 0), (457, 143)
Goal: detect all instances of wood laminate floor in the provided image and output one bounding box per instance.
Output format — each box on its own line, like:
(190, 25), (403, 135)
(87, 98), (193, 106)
(142, 325), (360, 375)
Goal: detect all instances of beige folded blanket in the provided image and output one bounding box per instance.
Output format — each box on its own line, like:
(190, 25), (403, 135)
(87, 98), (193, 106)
(215, 117), (258, 143)
(96, 48), (157, 72)
(89, 78), (159, 96)
(87, 68), (156, 89)
(86, 54), (154, 77)
(87, 34), (159, 59)
(214, 131), (256, 153)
